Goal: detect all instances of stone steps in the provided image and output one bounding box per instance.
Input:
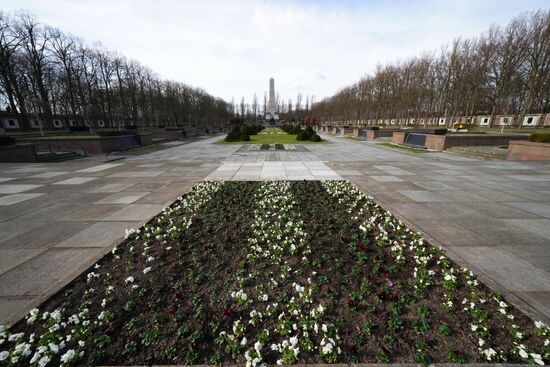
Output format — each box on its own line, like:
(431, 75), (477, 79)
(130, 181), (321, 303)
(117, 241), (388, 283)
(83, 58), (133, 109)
(36, 151), (84, 162)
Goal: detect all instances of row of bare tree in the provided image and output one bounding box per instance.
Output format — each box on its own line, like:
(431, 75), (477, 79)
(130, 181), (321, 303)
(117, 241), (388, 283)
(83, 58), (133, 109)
(312, 10), (550, 127)
(0, 11), (231, 130)
(230, 92), (314, 122)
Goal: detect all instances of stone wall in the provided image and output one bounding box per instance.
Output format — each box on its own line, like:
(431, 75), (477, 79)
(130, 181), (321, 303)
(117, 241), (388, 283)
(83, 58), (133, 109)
(424, 134), (528, 151)
(25, 136), (131, 155)
(507, 141), (550, 160)
(367, 129), (397, 139)
(0, 145), (37, 163)
(137, 130), (181, 146)
(392, 132), (407, 145)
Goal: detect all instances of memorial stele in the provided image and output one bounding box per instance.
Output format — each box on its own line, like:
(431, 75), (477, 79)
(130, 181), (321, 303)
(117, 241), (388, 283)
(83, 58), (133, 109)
(265, 77), (279, 121)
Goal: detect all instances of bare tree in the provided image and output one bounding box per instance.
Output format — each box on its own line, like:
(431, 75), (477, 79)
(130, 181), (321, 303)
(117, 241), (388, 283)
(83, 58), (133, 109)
(0, 11), (231, 130)
(312, 10), (550, 128)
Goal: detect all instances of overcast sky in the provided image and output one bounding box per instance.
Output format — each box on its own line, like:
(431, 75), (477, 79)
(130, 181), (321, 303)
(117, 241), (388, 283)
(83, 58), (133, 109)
(2, 0), (548, 104)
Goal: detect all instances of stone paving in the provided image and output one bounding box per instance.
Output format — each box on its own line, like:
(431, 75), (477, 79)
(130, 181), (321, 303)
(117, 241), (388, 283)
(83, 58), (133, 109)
(1, 133), (549, 326)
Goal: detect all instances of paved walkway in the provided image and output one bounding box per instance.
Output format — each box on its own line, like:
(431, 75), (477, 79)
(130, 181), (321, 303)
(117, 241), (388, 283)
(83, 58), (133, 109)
(0, 133), (549, 326)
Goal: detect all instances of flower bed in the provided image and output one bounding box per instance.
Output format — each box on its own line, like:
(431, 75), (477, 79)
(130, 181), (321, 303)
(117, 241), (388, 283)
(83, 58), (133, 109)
(248, 144), (297, 151)
(1, 181), (549, 366)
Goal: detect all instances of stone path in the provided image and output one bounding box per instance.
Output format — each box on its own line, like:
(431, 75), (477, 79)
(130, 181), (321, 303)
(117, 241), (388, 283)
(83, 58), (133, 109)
(1, 133), (549, 326)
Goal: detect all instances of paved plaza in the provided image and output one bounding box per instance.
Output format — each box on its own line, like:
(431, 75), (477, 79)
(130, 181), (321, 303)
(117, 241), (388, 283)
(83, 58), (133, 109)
(1, 134), (549, 326)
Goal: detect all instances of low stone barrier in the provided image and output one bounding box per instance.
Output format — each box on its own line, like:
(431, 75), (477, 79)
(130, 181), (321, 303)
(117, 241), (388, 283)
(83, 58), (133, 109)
(0, 145), (38, 163)
(367, 129), (398, 139)
(507, 140), (550, 160)
(353, 128), (398, 139)
(425, 134), (528, 151)
(22, 135), (134, 155)
(392, 131), (407, 145)
(342, 127), (353, 136)
(137, 130), (181, 146)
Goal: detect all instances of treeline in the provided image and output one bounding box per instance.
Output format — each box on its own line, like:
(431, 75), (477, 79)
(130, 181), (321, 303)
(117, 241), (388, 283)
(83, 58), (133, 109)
(230, 92), (313, 123)
(0, 11), (231, 130)
(312, 10), (550, 126)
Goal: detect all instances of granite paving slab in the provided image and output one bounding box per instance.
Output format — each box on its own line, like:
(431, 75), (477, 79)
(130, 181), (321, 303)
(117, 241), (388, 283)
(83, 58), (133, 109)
(398, 190), (452, 203)
(28, 171), (68, 179)
(0, 193), (45, 206)
(504, 202), (550, 218)
(0, 249), (46, 275)
(103, 204), (165, 221)
(449, 246), (550, 292)
(504, 219), (550, 239)
(58, 221), (141, 248)
(0, 247), (107, 297)
(0, 221), (92, 250)
(76, 163), (123, 173)
(88, 183), (137, 193)
(370, 175), (404, 183)
(94, 192), (150, 204)
(0, 184), (43, 194)
(53, 177), (97, 185)
(107, 171), (164, 178)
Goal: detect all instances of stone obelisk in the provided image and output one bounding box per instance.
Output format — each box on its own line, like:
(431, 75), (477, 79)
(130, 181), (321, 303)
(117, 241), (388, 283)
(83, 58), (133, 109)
(265, 77), (278, 121)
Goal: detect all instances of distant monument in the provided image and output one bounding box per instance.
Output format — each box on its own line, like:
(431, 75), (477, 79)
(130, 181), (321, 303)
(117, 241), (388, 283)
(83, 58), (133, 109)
(265, 77), (279, 121)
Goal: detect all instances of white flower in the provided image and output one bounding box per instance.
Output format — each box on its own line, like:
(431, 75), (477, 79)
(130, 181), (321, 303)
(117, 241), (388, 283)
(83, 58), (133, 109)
(8, 333), (24, 342)
(60, 349), (76, 363)
(254, 341), (262, 354)
(530, 353), (544, 365)
(241, 337), (247, 346)
(38, 355), (51, 367)
(0, 351), (8, 361)
(321, 341), (333, 355)
(519, 348), (529, 359)
(48, 342), (59, 353)
(125, 276), (134, 284)
(483, 348), (496, 360)
(27, 309), (39, 324)
(143, 267), (152, 274)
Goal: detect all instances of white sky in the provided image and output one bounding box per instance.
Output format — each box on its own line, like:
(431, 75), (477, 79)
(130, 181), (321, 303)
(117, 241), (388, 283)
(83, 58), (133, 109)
(2, 0), (548, 104)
